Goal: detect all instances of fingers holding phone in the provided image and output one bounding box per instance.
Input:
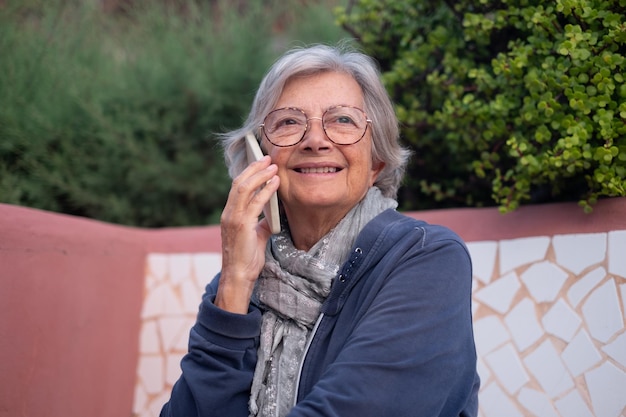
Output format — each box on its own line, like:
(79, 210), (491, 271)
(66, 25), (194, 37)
(221, 150), (279, 237)
(245, 133), (281, 234)
(217, 144), (280, 313)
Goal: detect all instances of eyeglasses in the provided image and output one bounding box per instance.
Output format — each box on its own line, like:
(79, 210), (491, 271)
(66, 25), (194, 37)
(260, 105), (372, 147)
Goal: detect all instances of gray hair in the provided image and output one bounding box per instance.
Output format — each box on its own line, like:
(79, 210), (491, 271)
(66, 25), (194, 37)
(220, 43), (410, 199)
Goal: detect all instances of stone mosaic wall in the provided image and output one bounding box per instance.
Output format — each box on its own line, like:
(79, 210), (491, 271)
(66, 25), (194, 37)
(133, 230), (626, 417)
(470, 231), (626, 417)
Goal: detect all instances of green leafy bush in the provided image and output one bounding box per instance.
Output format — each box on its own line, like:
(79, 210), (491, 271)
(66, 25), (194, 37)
(0, 0), (347, 226)
(337, 0), (626, 212)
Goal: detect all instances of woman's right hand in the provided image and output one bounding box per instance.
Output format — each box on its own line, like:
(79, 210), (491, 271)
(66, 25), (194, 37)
(215, 155), (280, 314)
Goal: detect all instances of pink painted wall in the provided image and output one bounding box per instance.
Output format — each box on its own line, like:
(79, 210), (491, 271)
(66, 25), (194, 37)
(1, 198), (625, 417)
(0, 205), (220, 417)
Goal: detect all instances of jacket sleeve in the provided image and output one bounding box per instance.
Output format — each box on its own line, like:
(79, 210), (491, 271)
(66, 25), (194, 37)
(290, 232), (479, 416)
(160, 276), (262, 417)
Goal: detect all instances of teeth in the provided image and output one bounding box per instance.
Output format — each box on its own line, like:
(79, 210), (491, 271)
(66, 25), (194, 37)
(299, 167), (338, 174)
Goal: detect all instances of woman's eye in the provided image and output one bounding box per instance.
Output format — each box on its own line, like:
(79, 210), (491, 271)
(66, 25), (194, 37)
(328, 115), (356, 126)
(275, 117), (302, 127)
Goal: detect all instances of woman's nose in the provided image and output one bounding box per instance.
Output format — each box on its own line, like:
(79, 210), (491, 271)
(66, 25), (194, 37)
(301, 117), (331, 149)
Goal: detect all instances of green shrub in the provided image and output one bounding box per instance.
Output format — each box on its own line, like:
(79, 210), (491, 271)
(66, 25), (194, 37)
(0, 0), (348, 226)
(336, 0), (626, 213)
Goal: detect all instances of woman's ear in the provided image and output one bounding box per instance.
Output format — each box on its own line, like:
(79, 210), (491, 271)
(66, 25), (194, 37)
(370, 161), (385, 186)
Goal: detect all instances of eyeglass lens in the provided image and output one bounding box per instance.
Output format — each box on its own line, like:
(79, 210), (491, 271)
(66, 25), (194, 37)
(262, 106), (368, 146)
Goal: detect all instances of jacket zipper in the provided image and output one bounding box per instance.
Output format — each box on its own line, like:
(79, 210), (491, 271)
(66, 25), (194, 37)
(293, 312), (325, 406)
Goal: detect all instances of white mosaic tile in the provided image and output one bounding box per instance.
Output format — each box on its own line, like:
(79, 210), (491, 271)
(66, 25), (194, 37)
(602, 331), (626, 368)
(582, 279), (624, 343)
(499, 236), (550, 275)
(139, 320), (160, 354)
(585, 361), (626, 417)
(169, 253), (192, 286)
(467, 241), (498, 284)
(523, 340), (574, 398)
(133, 384), (148, 415)
(567, 266), (606, 308)
(504, 298), (543, 352)
(165, 352), (184, 385)
(148, 392), (171, 417)
(479, 382), (524, 417)
(553, 232), (607, 274)
(541, 298), (581, 342)
(192, 253), (222, 288)
(477, 356), (491, 384)
(143, 272), (157, 294)
(180, 279), (202, 314)
(158, 317), (190, 352)
(171, 319), (193, 352)
(521, 261), (569, 303)
(138, 355), (164, 395)
(484, 343), (529, 395)
(561, 329), (603, 377)
(474, 272), (520, 314)
(621, 283), (626, 317)
(608, 230), (626, 278)
(473, 316), (511, 356)
(472, 284), (480, 317)
(147, 253), (169, 282)
(142, 283), (182, 319)
(517, 388), (559, 417)
(136, 253), (227, 417)
(554, 389), (594, 417)
(163, 284), (185, 316)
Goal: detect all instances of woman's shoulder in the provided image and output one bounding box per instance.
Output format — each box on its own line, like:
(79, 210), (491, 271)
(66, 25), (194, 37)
(366, 209), (466, 247)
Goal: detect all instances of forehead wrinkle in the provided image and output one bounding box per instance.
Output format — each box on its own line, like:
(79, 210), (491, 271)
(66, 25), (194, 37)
(274, 72), (365, 116)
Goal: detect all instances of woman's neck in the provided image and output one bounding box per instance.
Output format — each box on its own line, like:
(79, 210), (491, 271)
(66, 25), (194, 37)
(284, 208), (346, 251)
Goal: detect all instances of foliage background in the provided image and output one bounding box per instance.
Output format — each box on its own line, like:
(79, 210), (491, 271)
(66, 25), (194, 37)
(0, 0), (347, 227)
(2, 0), (625, 227)
(338, 0), (625, 213)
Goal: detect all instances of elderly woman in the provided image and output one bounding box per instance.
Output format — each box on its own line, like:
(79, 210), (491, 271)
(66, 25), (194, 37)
(161, 44), (480, 417)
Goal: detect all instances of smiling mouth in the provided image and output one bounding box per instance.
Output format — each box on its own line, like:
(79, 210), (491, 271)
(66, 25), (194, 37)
(296, 167), (339, 174)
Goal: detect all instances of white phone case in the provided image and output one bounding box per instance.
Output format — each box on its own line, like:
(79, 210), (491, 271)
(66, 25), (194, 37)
(245, 132), (281, 234)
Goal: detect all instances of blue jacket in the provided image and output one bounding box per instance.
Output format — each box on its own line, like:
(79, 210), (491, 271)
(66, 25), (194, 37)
(161, 209), (480, 416)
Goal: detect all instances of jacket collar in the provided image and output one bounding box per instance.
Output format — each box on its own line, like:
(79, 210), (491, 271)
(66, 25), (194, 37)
(321, 209), (419, 315)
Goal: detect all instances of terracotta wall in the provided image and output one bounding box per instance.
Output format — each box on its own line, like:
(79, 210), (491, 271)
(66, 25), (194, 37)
(1, 198), (625, 417)
(0, 204), (219, 417)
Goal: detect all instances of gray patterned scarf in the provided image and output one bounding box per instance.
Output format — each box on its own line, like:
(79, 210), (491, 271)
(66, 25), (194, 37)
(248, 187), (397, 417)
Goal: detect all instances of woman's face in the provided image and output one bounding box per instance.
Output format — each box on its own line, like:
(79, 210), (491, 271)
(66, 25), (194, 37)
(262, 71), (384, 224)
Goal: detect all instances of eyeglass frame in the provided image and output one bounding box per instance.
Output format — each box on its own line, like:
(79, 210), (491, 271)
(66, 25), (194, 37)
(259, 105), (373, 147)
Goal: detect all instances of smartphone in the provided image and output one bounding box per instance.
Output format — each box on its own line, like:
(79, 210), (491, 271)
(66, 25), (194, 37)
(245, 132), (281, 234)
